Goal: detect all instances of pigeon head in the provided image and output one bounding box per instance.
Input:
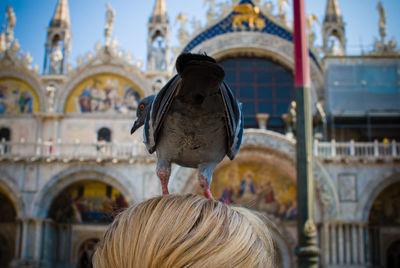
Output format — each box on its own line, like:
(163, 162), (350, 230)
(131, 95), (155, 134)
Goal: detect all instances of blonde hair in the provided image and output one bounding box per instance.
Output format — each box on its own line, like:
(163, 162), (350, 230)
(93, 194), (275, 268)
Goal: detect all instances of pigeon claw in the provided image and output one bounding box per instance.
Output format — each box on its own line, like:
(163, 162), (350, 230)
(157, 167), (170, 195)
(199, 174), (214, 199)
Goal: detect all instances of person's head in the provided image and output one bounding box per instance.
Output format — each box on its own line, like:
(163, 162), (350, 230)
(94, 194), (276, 268)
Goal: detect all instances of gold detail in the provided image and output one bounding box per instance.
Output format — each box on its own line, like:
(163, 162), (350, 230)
(232, 4), (266, 31)
(304, 219), (317, 237)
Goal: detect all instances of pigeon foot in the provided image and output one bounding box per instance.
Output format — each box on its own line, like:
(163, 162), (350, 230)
(157, 168), (170, 195)
(199, 174), (214, 199)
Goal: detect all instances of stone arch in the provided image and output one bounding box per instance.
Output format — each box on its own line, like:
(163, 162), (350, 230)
(170, 129), (339, 221)
(0, 71), (45, 112)
(0, 170), (25, 217)
(150, 75), (167, 93)
(71, 231), (105, 266)
(32, 166), (138, 218)
(267, 219), (296, 268)
(169, 129), (296, 193)
(180, 31), (324, 100)
(357, 168), (400, 222)
(58, 65), (150, 113)
(313, 160), (340, 221)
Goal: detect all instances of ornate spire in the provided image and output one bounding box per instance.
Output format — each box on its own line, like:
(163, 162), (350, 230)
(150, 0), (168, 23)
(104, 3), (115, 46)
(43, 0), (71, 74)
(323, 0), (342, 24)
(322, 0), (346, 55)
(49, 0), (70, 28)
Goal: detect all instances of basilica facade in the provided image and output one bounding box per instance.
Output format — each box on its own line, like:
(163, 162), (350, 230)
(0, 0), (399, 267)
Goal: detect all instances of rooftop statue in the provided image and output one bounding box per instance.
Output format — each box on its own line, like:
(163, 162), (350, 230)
(306, 14), (319, 47)
(50, 44), (63, 74)
(232, 3), (265, 31)
(175, 13), (189, 45)
(377, 1), (386, 43)
(104, 3), (115, 46)
(5, 6), (16, 48)
(277, 0), (288, 25)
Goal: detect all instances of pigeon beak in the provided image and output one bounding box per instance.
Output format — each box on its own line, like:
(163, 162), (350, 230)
(130, 121), (139, 135)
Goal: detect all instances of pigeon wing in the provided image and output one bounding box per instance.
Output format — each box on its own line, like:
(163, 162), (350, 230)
(220, 81), (243, 160)
(143, 74), (180, 153)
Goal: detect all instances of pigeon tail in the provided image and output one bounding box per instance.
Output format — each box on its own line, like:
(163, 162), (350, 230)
(176, 53), (217, 75)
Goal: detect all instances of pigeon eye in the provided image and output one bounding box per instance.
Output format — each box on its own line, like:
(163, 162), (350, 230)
(139, 103), (145, 110)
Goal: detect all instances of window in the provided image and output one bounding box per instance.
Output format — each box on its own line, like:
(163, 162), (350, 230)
(97, 127), (111, 142)
(219, 57), (294, 133)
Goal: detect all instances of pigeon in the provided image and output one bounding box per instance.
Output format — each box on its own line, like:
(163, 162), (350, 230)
(131, 53), (243, 199)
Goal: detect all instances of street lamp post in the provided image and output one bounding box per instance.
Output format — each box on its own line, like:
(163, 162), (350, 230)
(292, 0), (320, 267)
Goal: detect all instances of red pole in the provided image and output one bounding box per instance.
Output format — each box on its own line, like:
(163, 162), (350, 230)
(293, 0), (320, 267)
(293, 0), (310, 88)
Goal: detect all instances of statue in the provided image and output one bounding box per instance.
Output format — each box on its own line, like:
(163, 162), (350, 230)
(306, 14), (318, 47)
(152, 38), (166, 70)
(277, 0), (288, 25)
(216, 2), (230, 17)
(104, 3), (115, 46)
(377, 1), (386, 43)
(190, 17), (201, 34)
(287, 101), (296, 135)
(204, 0), (216, 25)
(0, 29), (6, 53)
(175, 13), (189, 45)
(263, 1), (273, 16)
(232, 4), (265, 31)
(46, 85), (56, 112)
(5, 6), (16, 48)
(50, 44), (63, 74)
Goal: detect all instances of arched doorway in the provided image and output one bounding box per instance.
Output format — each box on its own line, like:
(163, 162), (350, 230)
(219, 57), (294, 132)
(47, 180), (128, 267)
(77, 238), (99, 268)
(187, 151), (297, 268)
(387, 240), (400, 268)
(0, 127), (11, 154)
(368, 181), (400, 267)
(0, 189), (17, 267)
(97, 127), (111, 143)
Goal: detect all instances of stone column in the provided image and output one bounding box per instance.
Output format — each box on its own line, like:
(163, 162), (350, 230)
(338, 223), (344, 264)
(331, 223), (337, 264)
(255, 113), (269, 130)
(11, 217), (47, 267)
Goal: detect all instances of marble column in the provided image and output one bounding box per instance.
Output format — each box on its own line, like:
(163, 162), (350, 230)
(11, 217), (47, 268)
(255, 113), (269, 130)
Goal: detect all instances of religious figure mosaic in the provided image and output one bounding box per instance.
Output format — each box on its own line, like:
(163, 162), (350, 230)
(0, 78), (40, 115)
(369, 182), (400, 226)
(64, 74), (143, 113)
(211, 161), (297, 221)
(49, 181), (128, 224)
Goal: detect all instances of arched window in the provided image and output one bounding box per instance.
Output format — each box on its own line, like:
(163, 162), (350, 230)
(0, 128), (10, 142)
(0, 191), (16, 267)
(77, 238), (99, 268)
(219, 57), (294, 133)
(97, 127), (111, 142)
(48, 181), (128, 224)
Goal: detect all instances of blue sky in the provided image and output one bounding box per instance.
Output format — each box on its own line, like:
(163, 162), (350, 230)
(0, 0), (399, 71)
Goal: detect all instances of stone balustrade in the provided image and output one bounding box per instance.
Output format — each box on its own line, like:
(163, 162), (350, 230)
(0, 138), (153, 163)
(314, 139), (400, 161)
(1, 138), (399, 162)
(318, 221), (370, 267)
